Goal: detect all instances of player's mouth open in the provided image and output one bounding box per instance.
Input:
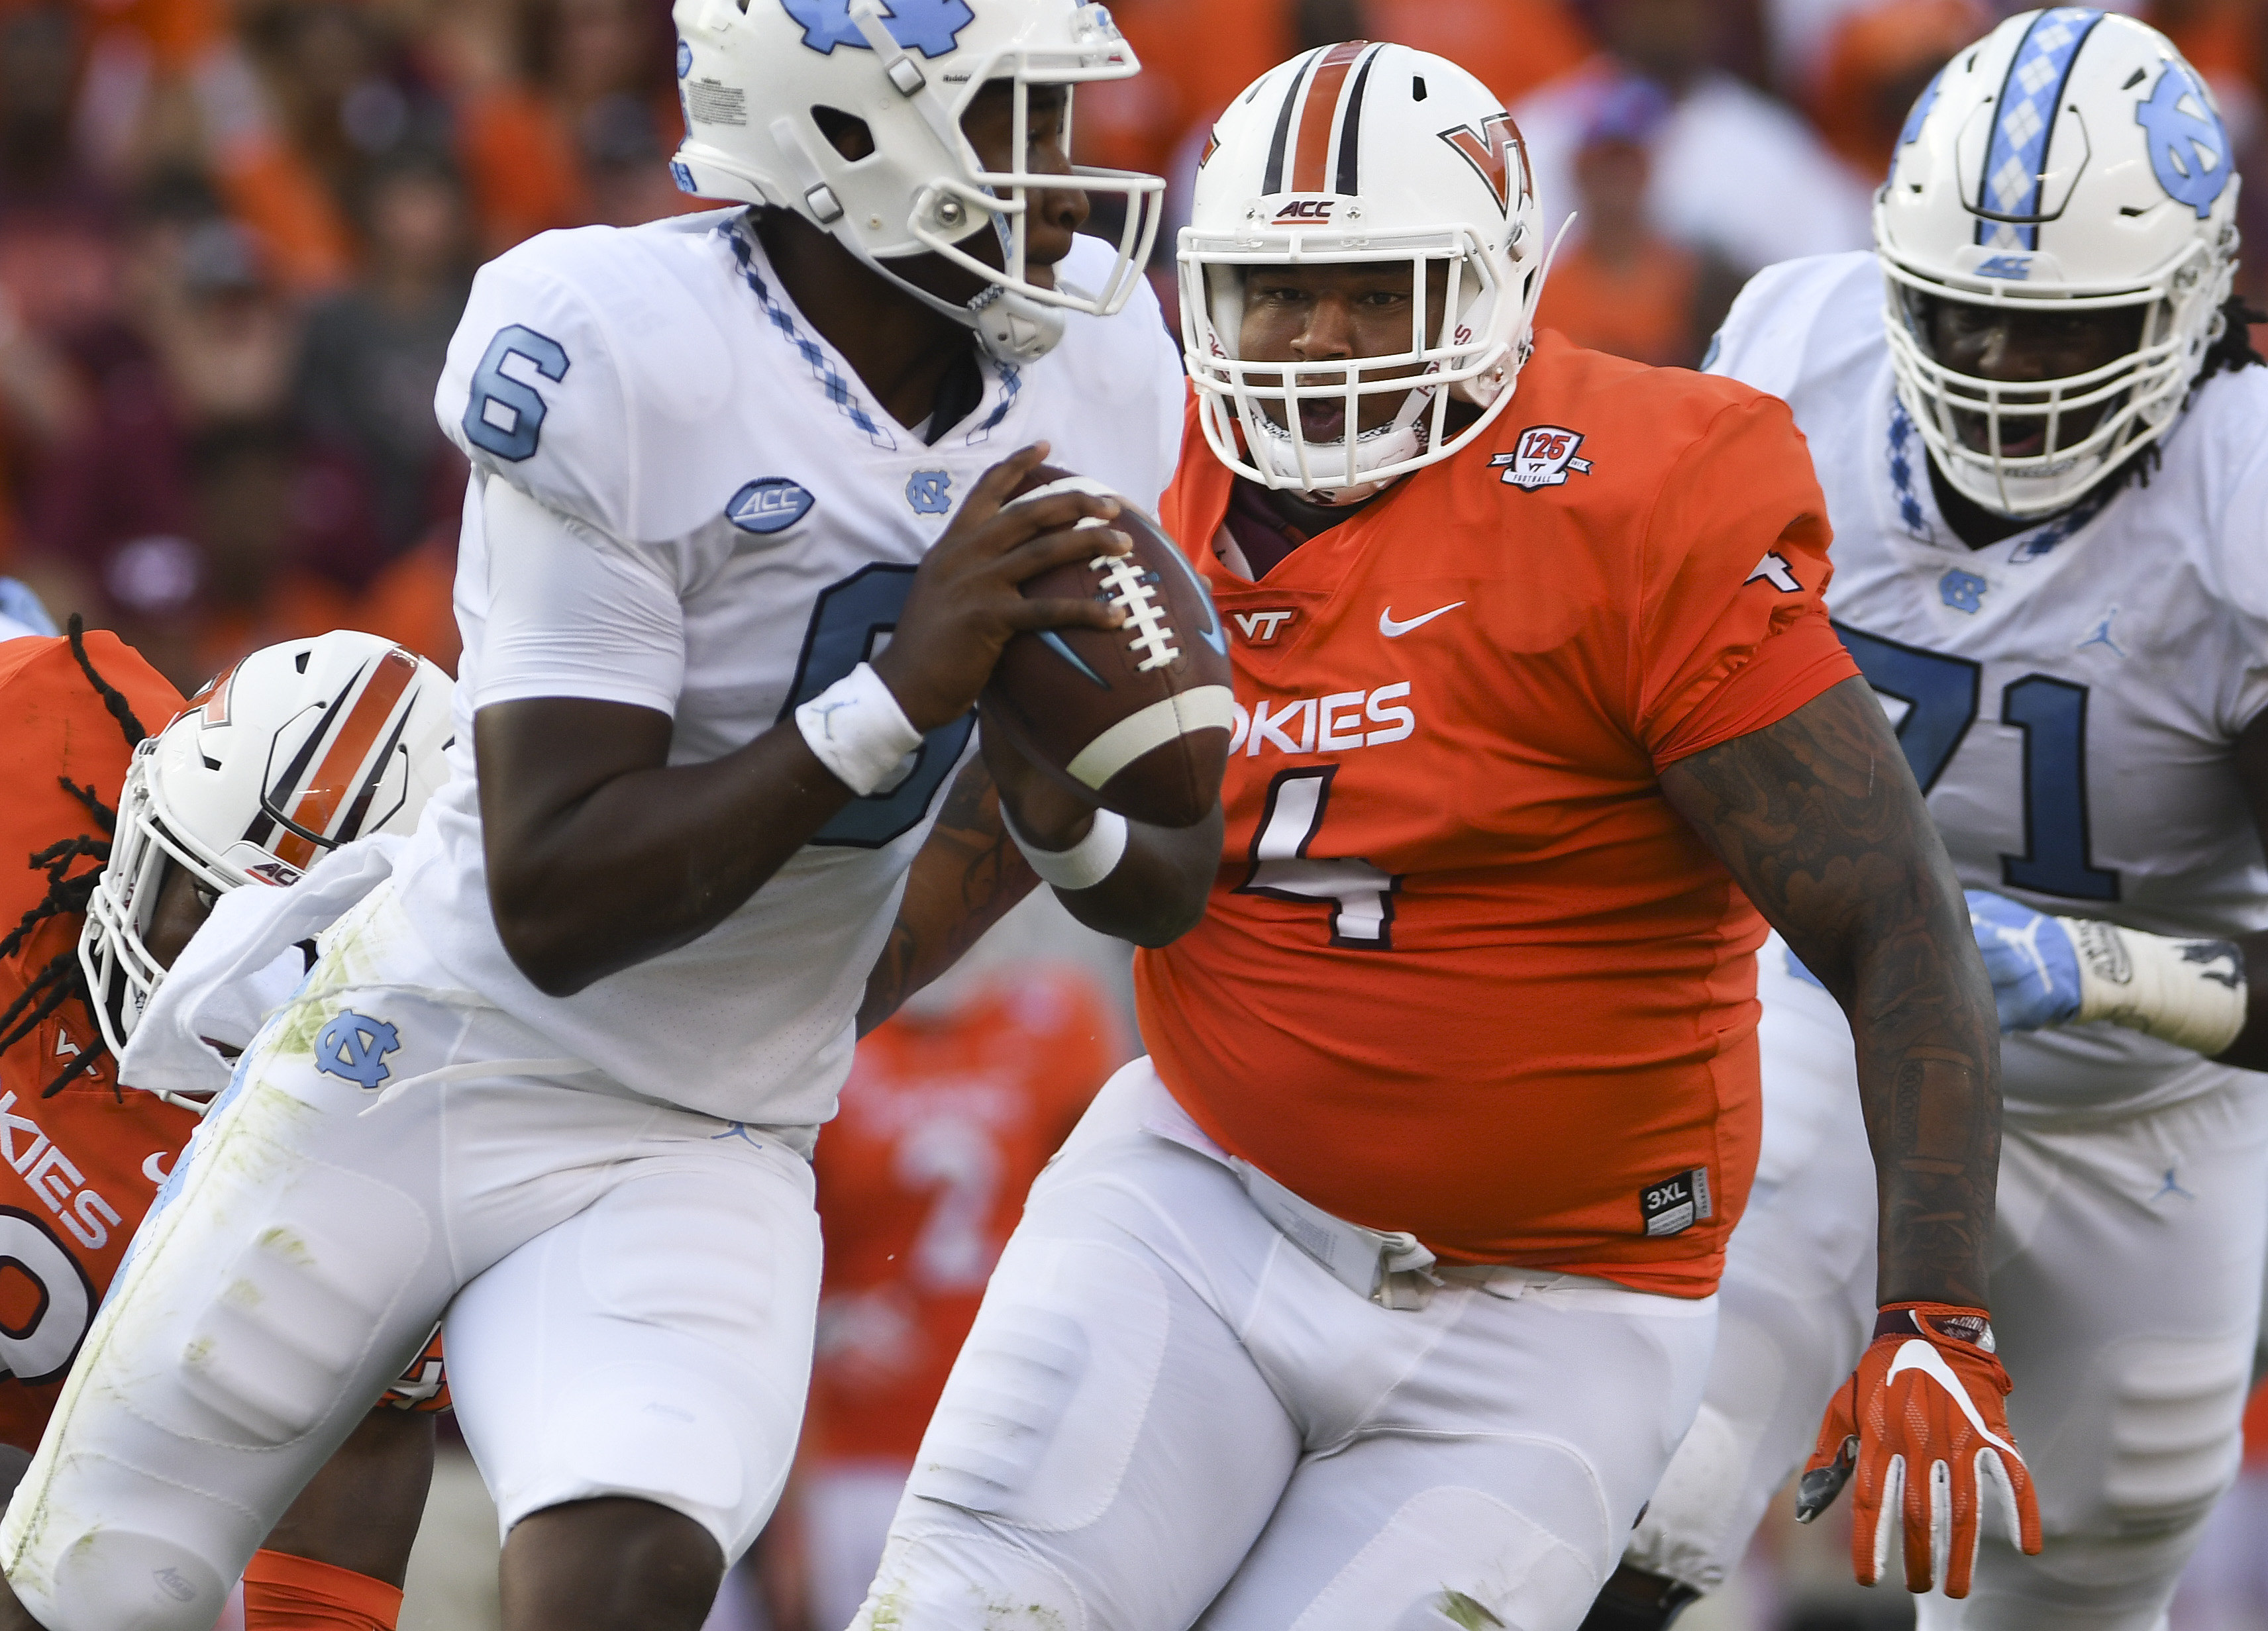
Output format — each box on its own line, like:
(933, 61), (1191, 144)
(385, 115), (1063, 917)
(1297, 401), (1347, 442)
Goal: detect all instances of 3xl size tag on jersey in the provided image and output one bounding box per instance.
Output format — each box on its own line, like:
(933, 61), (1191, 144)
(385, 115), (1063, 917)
(1641, 1166), (1714, 1238)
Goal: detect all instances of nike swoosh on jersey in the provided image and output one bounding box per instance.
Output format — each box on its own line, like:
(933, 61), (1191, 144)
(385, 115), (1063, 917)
(1379, 602), (1465, 638)
(1884, 1339), (2018, 1456)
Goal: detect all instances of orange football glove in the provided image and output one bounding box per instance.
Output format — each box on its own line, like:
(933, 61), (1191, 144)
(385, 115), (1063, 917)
(1794, 1303), (2041, 1596)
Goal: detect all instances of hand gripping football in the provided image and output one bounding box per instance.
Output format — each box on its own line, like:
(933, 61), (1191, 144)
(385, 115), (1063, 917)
(982, 468), (1234, 828)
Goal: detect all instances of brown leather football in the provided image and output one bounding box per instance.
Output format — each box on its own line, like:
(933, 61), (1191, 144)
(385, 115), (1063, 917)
(981, 466), (1233, 828)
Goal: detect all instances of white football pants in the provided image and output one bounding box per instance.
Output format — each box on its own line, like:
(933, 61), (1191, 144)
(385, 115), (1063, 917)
(1627, 936), (2268, 1630)
(848, 1058), (1720, 1631)
(0, 884), (823, 1631)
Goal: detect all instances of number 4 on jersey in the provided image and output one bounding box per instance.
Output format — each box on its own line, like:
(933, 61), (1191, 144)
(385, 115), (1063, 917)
(1239, 768), (1399, 948)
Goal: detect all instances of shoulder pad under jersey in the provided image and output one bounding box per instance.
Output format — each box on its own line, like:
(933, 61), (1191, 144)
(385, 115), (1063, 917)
(437, 211), (743, 542)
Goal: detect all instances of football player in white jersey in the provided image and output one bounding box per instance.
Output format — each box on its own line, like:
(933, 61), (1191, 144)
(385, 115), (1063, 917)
(0, 4), (1211, 1630)
(1584, 11), (2268, 1631)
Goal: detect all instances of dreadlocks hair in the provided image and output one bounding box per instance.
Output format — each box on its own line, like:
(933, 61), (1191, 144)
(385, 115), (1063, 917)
(2100, 294), (2268, 503)
(0, 616), (148, 1097)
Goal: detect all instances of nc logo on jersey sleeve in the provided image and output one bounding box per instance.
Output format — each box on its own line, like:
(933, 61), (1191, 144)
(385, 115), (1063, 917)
(905, 469), (953, 515)
(314, 1011), (402, 1091)
(727, 477), (816, 535)
(782, 0), (972, 58)
(2136, 64), (2232, 218)
(1491, 427), (1592, 491)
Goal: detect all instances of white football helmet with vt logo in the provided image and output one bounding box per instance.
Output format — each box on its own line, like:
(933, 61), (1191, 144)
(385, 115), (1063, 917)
(670, 0), (1163, 365)
(80, 632), (454, 1099)
(1879, 7), (2242, 517)
(1180, 42), (1550, 502)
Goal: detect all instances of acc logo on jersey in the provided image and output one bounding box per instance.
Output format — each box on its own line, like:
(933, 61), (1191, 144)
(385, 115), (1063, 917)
(1272, 198), (1335, 222)
(728, 477), (816, 535)
(2136, 64), (2232, 219)
(905, 469), (953, 515)
(782, 0), (972, 58)
(1975, 254), (2032, 280)
(314, 1011), (402, 1091)
(1492, 426), (1592, 491)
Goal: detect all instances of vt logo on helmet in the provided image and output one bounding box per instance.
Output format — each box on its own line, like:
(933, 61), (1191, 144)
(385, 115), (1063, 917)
(1874, 8), (2242, 519)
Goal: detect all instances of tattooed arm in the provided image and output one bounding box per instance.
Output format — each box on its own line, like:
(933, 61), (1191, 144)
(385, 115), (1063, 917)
(1658, 675), (2000, 1307)
(859, 734), (1221, 1034)
(860, 754), (1040, 1035)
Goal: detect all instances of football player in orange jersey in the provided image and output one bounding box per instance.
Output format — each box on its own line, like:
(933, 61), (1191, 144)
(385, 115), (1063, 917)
(849, 42), (2039, 1631)
(0, 619), (454, 1631)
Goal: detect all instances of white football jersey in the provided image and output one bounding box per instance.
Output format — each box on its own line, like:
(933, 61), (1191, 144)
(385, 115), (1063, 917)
(1710, 251), (2268, 1116)
(392, 209), (1184, 1127)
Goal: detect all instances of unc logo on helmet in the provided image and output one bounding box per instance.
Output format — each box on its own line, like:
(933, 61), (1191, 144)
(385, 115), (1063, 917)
(2135, 64), (2232, 218)
(780, 0), (972, 58)
(314, 1011), (403, 1091)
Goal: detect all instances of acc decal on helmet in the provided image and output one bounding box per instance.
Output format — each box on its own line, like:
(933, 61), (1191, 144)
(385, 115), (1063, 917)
(79, 632), (455, 1101)
(1875, 7), (2242, 517)
(1178, 42), (1553, 503)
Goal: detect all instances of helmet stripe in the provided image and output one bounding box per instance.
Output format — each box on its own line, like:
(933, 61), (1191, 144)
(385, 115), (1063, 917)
(1332, 47), (1380, 197)
(270, 646), (420, 869)
(1260, 48), (1319, 195)
(1974, 7), (2106, 249)
(1290, 41), (1370, 194)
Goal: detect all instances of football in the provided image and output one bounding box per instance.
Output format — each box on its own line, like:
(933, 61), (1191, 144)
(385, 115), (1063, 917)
(982, 467), (1234, 828)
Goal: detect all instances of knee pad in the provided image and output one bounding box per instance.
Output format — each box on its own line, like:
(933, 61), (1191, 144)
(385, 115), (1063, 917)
(2097, 1334), (2249, 1531)
(177, 1169), (431, 1448)
(907, 1239), (1168, 1532)
(852, 1525), (1088, 1631)
(19, 1520), (232, 1631)
(1293, 1487), (1599, 1631)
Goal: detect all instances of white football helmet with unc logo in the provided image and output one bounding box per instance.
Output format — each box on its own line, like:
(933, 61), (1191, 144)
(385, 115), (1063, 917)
(670, 0), (1163, 365)
(1179, 42), (1548, 502)
(1877, 8), (2242, 517)
(80, 632), (454, 1097)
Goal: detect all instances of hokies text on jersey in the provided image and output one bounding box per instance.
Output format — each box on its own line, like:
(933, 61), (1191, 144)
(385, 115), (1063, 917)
(1227, 683), (1416, 758)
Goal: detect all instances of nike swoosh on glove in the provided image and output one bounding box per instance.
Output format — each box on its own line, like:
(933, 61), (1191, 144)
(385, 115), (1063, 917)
(1794, 1302), (2041, 1595)
(1966, 889), (2081, 1031)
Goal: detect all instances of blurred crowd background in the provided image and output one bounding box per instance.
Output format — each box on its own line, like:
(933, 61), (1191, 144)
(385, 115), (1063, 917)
(0, 0), (2259, 697)
(3, 0), (2264, 1628)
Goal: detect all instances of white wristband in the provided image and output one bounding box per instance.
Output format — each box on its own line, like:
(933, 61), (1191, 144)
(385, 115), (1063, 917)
(795, 662), (923, 797)
(1002, 804), (1129, 893)
(2067, 918), (2248, 1058)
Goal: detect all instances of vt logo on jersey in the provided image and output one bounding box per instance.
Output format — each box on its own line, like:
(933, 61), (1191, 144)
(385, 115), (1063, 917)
(727, 477), (816, 535)
(1492, 427), (1592, 490)
(1235, 610), (1296, 644)
(1438, 113), (1527, 211)
(906, 469), (953, 515)
(314, 1011), (402, 1091)
(2136, 64), (2231, 217)
(782, 0), (972, 58)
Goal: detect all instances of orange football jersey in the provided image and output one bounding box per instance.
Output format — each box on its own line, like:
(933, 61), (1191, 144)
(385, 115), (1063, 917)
(807, 970), (1121, 1461)
(0, 633), (197, 1450)
(1137, 334), (1859, 1297)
